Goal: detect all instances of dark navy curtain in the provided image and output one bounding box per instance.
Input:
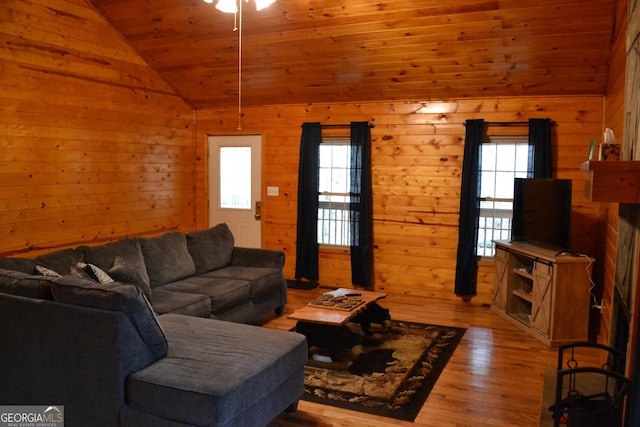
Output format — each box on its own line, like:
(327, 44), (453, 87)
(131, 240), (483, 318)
(454, 119), (484, 297)
(349, 122), (373, 287)
(529, 118), (553, 178)
(455, 118), (554, 297)
(295, 122), (321, 281)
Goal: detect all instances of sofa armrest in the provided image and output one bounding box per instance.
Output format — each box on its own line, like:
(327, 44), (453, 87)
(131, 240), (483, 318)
(230, 247), (285, 269)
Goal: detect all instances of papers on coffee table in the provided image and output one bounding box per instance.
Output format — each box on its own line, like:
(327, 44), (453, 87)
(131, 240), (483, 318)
(323, 288), (361, 297)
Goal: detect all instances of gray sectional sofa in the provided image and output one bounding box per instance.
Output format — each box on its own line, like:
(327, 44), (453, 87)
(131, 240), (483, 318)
(0, 224), (307, 426)
(4, 223), (288, 323)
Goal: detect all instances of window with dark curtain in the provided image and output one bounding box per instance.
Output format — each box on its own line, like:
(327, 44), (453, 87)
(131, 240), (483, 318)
(454, 118), (553, 298)
(295, 122), (373, 287)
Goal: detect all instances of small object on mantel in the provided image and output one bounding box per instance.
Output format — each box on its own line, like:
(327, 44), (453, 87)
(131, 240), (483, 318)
(598, 143), (621, 160)
(581, 161), (640, 203)
(598, 128), (620, 160)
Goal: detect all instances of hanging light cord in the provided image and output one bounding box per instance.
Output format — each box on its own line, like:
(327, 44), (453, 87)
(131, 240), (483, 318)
(210, 0), (273, 130)
(237, 0), (243, 130)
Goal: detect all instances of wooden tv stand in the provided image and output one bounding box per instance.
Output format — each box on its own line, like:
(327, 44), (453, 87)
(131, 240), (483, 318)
(490, 240), (593, 347)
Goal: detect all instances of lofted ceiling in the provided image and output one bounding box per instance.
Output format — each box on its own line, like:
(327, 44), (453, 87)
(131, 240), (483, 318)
(87, 0), (617, 109)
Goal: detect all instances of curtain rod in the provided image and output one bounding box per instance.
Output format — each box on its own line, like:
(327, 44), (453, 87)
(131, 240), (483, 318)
(486, 121), (530, 126)
(321, 123), (375, 128)
(464, 120), (556, 126)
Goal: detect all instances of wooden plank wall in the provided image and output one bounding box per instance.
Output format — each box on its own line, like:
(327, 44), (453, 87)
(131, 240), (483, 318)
(0, 0), (196, 257)
(598, 0), (629, 346)
(0, 0), (611, 310)
(196, 96), (605, 304)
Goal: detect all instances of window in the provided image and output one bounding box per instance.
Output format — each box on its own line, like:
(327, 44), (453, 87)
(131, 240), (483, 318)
(218, 146), (251, 209)
(318, 138), (351, 246)
(477, 136), (529, 257)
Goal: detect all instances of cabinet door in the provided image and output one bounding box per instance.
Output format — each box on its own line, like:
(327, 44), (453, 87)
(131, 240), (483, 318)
(530, 261), (553, 335)
(493, 248), (508, 309)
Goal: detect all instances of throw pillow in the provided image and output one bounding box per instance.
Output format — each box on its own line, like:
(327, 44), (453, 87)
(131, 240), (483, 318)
(108, 256), (152, 300)
(35, 265), (62, 277)
(79, 263), (114, 284)
(79, 238), (151, 290)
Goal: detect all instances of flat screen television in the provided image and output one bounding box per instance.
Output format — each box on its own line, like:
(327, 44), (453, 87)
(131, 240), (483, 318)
(511, 178), (572, 251)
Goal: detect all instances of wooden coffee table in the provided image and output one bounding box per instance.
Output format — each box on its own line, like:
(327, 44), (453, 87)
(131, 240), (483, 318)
(288, 290), (388, 365)
(288, 290), (387, 325)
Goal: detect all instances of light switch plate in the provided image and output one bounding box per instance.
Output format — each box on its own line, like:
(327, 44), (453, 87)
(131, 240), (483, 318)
(267, 186), (279, 196)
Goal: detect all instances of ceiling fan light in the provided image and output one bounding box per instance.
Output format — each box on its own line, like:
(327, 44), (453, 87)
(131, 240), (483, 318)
(215, 0), (238, 13)
(255, 0), (276, 11)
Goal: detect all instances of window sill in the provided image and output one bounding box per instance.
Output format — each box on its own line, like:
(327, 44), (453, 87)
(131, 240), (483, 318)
(319, 245), (349, 254)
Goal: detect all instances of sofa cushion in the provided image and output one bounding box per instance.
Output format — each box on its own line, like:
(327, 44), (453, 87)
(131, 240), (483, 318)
(204, 266), (284, 298)
(34, 248), (84, 276)
(150, 289), (211, 318)
(80, 238), (151, 291)
(0, 258), (37, 274)
(139, 232), (196, 287)
(0, 269), (55, 300)
(159, 276), (250, 315)
(52, 276), (167, 360)
(231, 247), (285, 269)
(126, 314), (308, 426)
(108, 256), (152, 300)
(186, 223), (234, 274)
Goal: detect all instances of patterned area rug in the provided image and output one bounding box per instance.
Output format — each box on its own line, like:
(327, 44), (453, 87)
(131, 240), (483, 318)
(301, 320), (466, 421)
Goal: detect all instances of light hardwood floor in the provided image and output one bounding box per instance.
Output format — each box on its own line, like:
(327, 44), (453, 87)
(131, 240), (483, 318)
(262, 286), (566, 427)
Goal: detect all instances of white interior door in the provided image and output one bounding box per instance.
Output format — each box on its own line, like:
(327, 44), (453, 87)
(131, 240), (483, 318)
(208, 135), (262, 248)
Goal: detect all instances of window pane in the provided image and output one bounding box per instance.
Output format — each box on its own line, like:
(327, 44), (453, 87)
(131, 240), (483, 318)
(496, 144), (516, 171)
(495, 201), (513, 210)
(319, 145), (350, 192)
(495, 171), (516, 198)
(477, 200), (512, 256)
(480, 172), (496, 198)
(219, 146), (251, 209)
(477, 138), (528, 256)
(319, 168), (332, 193)
(331, 167), (349, 192)
(318, 140), (351, 246)
(481, 144), (496, 170)
(515, 144), (530, 172)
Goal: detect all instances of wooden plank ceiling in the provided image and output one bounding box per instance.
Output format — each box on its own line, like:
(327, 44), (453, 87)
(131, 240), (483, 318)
(87, 0), (617, 109)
